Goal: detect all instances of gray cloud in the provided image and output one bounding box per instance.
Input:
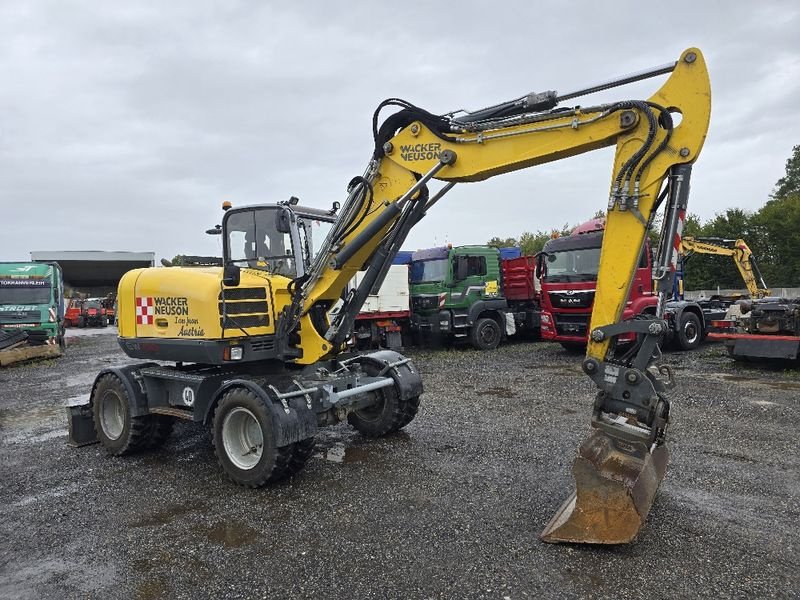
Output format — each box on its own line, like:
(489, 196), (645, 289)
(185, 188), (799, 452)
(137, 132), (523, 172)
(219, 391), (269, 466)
(1, 1), (798, 261)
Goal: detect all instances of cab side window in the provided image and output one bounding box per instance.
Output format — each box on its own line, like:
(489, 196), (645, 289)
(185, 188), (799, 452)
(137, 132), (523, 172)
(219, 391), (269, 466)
(466, 256), (487, 277)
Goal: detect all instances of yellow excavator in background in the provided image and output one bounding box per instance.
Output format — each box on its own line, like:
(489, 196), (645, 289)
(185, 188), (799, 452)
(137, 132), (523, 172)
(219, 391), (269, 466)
(680, 236), (770, 298)
(70, 49), (711, 545)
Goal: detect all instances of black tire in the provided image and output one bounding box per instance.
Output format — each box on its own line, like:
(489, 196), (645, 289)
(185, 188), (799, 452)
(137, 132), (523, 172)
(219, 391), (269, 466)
(212, 387), (293, 487)
(470, 317), (502, 351)
(347, 362), (420, 436)
(674, 312), (702, 351)
(285, 437), (316, 477)
(78, 317), (86, 328)
(560, 342), (586, 354)
(101, 316), (109, 328)
(92, 373), (151, 455)
(146, 415), (174, 448)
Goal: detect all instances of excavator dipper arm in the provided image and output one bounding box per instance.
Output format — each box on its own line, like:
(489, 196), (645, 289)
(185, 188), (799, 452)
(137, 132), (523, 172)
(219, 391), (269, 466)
(284, 48), (711, 544)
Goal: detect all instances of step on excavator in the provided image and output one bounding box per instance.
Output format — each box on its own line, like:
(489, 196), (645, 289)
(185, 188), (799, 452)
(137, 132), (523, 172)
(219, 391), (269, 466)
(69, 48), (711, 544)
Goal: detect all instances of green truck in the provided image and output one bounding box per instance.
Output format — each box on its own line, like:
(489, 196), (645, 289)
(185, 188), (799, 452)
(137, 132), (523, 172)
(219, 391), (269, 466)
(0, 262), (66, 358)
(409, 245), (540, 350)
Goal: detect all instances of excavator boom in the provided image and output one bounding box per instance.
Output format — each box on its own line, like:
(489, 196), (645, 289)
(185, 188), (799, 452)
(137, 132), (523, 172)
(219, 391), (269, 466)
(278, 48), (711, 544)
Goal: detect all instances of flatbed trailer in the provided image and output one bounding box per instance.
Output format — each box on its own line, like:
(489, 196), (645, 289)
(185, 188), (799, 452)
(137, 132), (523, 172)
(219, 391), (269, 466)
(708, 331), (800, 361)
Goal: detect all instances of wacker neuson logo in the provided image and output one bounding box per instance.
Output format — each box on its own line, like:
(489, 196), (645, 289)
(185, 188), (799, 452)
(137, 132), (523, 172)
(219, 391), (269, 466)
(400, 142), (442, 161)
(136, 296), (189, 324)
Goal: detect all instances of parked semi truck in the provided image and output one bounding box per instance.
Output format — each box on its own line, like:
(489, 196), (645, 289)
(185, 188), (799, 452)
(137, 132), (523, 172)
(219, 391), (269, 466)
(0, 262), (65, 365)
(537, 219), (706, 351)
(409, 245), (540, 350)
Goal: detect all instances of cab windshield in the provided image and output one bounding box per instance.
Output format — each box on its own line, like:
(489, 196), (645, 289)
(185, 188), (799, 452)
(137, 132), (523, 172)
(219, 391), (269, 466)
(0, 282), (51, 305)
(542, 248), (602, 283)
(410, 259), (449, 283)
(225, 208), (297, 278)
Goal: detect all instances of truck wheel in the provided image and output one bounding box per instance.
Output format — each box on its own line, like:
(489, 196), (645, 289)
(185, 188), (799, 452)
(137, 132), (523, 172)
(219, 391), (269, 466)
(146, 415), (174, 448)
(470, 317), (502, 351)
(675, 312), (702, 351)
(347, 363), (420, 436)
(92, 373), (151, 455)
(212, 387), (293, 487)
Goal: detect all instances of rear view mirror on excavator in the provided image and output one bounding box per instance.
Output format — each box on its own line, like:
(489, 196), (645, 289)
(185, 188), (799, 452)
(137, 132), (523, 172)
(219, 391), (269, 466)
(222, 263), (240, 287)
(275, 207), (292, 234)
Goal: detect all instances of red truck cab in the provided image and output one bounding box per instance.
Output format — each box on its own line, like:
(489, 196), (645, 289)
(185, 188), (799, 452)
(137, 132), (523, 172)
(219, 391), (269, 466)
(538, 219), (657, 349)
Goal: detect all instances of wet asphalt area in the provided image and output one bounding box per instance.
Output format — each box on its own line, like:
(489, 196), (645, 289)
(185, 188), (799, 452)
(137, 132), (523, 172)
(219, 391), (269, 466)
(0, 331), (798, 599)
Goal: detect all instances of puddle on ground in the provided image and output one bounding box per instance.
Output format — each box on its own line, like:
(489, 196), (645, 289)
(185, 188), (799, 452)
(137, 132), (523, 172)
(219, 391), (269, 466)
(477, 387), (516, 398)
(135, 576), (169, 600)
(0, 404), (62, 430)
(316, 443), (371, 464)
(64, 372), (97, 388)
(130, 501), (208, 528)
(195, 521), (259, 548)
(719, 373), (800, 392)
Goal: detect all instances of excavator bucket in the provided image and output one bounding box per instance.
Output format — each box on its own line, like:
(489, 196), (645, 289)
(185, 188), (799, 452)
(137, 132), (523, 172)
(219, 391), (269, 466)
(540, 429), (669, 544)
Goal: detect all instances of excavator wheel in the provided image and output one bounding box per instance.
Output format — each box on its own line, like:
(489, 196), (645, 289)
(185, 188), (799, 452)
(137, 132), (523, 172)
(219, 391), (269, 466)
(92, 373), (152, 456)
(285, 437), (317, 478)
(347, 362), (420, 437)
(146, 415), (175, 449)
(212, 387), (294, 487)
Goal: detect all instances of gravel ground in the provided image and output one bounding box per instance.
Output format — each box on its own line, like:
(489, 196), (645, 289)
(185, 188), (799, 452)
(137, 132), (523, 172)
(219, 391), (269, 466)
(0, 333), (798, 599)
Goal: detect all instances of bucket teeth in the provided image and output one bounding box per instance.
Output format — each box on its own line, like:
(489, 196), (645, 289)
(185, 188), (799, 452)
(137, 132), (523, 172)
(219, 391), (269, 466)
(541, 430), (669, 544)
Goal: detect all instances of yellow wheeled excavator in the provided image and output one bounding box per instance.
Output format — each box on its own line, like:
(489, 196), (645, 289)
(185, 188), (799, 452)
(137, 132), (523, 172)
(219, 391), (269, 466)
(69, 48), (711, 544)
(680, 236), (770, 298)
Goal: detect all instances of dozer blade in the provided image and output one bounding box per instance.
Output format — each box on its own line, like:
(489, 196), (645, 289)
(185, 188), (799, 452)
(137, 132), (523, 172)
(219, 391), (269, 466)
(540, 428), (669, 544)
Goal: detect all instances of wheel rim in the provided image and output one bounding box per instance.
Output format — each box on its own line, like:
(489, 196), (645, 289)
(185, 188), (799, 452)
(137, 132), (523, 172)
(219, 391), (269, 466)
(683, 320), (699, 344)
(480, 323), (499, 346)
(100, 390), (125, 440)
(354, 392), (387, 423)
(222, 407), (264, 470)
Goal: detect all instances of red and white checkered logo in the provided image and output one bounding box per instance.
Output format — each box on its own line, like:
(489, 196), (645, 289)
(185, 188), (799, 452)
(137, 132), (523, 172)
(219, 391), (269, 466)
(135, 297), (155, 325)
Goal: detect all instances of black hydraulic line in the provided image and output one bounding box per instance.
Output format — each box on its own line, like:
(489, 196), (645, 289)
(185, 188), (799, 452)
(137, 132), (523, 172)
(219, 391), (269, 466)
(368, 188), (431, 295)
(329, 243), (394, 347)
(634, 103), (673, 184)
(331, 203), (402, 269)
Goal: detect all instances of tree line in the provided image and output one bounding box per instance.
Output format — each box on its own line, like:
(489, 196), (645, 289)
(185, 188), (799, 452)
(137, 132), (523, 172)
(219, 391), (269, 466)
(488, 145), (800, 290)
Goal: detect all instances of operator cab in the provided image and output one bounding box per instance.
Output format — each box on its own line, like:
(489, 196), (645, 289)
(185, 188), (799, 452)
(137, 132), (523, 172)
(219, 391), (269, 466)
(222, 203), (337, 281)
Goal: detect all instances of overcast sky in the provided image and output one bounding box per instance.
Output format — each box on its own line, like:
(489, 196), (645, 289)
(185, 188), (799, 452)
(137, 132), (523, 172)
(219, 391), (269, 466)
(1, 1), (798, 262)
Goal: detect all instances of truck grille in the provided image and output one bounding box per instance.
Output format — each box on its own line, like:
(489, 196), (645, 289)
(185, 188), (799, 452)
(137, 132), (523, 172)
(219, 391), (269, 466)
(0, 310), (40, 323)
(412, 295), (440, 311)
(554, 314), (590, 337)
(548, 290), (595, 309)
